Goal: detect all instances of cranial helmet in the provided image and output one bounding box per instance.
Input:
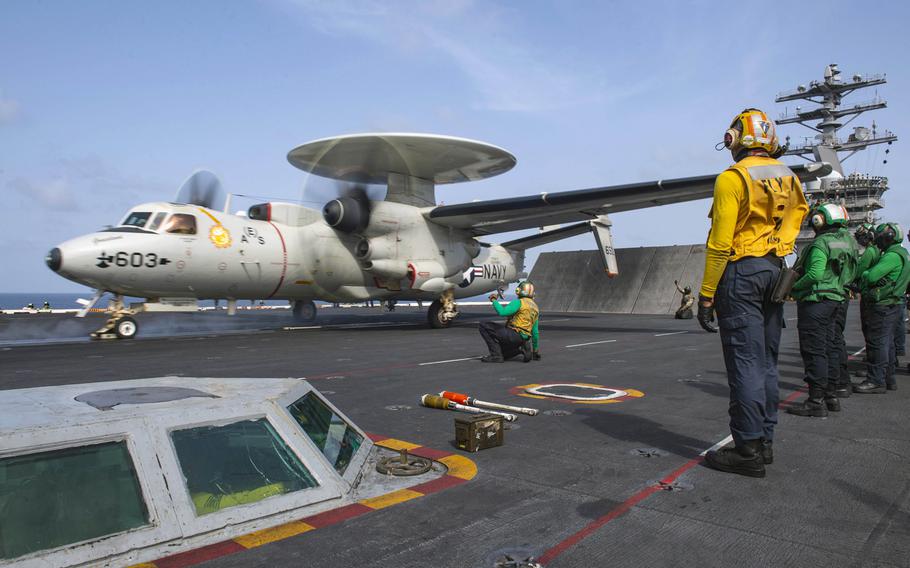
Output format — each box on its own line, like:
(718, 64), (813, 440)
(808, 203), (849, 231)
(874, 222), (904, 249)
(855, 222), (875, 246)
(724, 108), (780, 156)
(516, 281), (536, 298)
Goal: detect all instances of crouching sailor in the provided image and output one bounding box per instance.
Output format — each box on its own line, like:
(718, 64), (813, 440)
(479, 281), (540, 363)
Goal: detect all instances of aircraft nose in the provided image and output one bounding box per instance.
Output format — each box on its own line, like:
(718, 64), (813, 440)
(45, 247), (62, 272)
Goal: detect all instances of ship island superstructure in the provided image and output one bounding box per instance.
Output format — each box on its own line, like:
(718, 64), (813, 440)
(775, 63), (898, 244)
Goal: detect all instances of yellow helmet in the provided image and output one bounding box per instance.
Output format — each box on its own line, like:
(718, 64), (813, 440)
(724, 108), (779, 155)
(516, 281), (536, 298)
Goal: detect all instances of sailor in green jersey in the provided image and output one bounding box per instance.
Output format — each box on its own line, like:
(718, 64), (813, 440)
(830, 222), (861, 398)
(479, 281), (540, 363)
(854, 223), (881, 365)
(788, 204), (857, 417)
(853, 223), (910, 393)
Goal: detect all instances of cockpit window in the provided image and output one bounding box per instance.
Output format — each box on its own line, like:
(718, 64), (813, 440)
(122, 212), (151, 228)
(147, 212), (167, 232)
(162, 214), (197, 235)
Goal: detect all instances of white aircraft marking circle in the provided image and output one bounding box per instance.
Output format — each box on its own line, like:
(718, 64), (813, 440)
(524, 383), (628, 401)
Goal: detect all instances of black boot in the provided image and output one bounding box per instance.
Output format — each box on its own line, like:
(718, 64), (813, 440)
(519, 340), (532, 363)
(786, 388), (828, 417)
(853, 381), (886, 394)
(760, 439), (773, 465)
(886, 381), (897, 391)
(834, 384), (852, 398)
(823, 385), (840, 412)
(704, 439), (765, 478)
(481, 354), (504, 363)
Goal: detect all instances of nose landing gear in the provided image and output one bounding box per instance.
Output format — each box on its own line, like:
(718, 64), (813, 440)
(90, 295), (140, 340)
(428, 289), (458, 328)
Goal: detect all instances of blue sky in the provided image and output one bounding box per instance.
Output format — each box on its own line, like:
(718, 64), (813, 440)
(2, 0), (908, 293)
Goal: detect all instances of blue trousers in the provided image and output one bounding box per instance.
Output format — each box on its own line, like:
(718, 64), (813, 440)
(715, 256), (783, 446)
(894, 299), (907, 357)
(833, 299), (851, 386)
(867, 303), (901, 387)
(796, 299), (839, 394)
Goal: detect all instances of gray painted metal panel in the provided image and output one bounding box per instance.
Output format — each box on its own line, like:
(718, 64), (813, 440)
(529, 245), (707, 315)
(631, 246), (693, 315)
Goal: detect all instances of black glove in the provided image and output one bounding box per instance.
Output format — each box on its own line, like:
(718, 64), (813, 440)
(697, 295), (718, 333)
(532, 350), (541, 360)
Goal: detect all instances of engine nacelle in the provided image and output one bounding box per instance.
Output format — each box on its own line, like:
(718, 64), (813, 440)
(408, 260), (453, 292)
(361, 259), (409, 279)
(354, 236), (397, 261)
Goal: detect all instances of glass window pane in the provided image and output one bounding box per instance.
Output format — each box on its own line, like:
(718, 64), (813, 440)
(171, 418), (318, 516)
(148, 211), (167, 232)
(122, 211), (151, 228)
(0, 441), (149, 560)
(162, 214), (197, 235)
(287, 393), (363, 475)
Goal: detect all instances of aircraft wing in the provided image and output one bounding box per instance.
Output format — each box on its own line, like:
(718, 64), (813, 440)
(427, 162), (831, 236)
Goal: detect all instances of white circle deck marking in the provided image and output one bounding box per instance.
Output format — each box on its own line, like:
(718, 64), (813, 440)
(525, 384), (628, 401)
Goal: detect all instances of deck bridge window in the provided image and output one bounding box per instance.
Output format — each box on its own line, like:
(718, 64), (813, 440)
(171, 418), (318, 516)
(0, 441), (149, 560)
(287, 393), (364, 475)
(162, 214), (197, 235)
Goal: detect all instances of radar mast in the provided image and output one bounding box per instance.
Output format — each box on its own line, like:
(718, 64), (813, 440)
(775, 63), (897, 243)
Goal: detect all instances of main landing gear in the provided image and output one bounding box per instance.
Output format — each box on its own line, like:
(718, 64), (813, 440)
(292, 300), (318, 322)
(427, 289), (458, 328)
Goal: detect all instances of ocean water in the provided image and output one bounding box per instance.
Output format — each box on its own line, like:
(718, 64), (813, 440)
(0, 293), (497, 311)
(0, 293), (291, 310)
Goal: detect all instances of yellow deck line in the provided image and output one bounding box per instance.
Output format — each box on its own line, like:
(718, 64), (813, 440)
(233, 520), (316, 549)
(136, 438), (477, 567)
(375, 438), (421, 451)
(439, 455), (477, 480)
(360, 488), (424, 510)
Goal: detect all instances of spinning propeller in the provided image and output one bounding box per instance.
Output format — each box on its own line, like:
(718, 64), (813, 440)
(174, 170), (227, 211)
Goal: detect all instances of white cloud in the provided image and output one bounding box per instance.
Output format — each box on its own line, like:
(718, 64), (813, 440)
(8, 177), (77, 210)
(0, 94), (20, 125)
(7, 156), (171, 213)
(278, 1), (642, 112)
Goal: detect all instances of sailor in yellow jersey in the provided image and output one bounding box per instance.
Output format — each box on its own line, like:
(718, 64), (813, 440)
(479, 281), (540, 363)
(698, 108), (809, 478)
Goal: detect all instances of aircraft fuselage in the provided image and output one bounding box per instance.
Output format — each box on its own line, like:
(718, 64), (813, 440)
(48, 201), (520, 303)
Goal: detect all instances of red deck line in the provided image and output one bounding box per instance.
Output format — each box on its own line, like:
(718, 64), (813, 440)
(539, 387), (807, 565)
(154, 541), (246, 568)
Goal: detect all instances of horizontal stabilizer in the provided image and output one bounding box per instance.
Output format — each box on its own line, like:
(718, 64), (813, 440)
(500, 222), (592, 251)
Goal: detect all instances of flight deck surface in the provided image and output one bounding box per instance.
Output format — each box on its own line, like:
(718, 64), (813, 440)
(1, 306), (908, 567)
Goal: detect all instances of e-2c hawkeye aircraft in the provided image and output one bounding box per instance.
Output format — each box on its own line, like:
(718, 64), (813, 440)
(46, 133), (830, 339)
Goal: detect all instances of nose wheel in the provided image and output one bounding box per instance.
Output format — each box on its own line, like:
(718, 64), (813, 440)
(114, 316), (138, 339)
(90, 295), (140, 340)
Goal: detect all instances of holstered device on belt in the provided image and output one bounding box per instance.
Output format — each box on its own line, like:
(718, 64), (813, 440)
(772, 266), (800, 303)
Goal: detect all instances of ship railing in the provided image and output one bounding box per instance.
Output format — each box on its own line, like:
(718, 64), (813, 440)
(777, 97), (886, 121)
(776, 73), (887, 99)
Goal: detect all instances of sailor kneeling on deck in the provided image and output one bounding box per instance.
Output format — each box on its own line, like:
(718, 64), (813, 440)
(480, 281), (540, 363)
